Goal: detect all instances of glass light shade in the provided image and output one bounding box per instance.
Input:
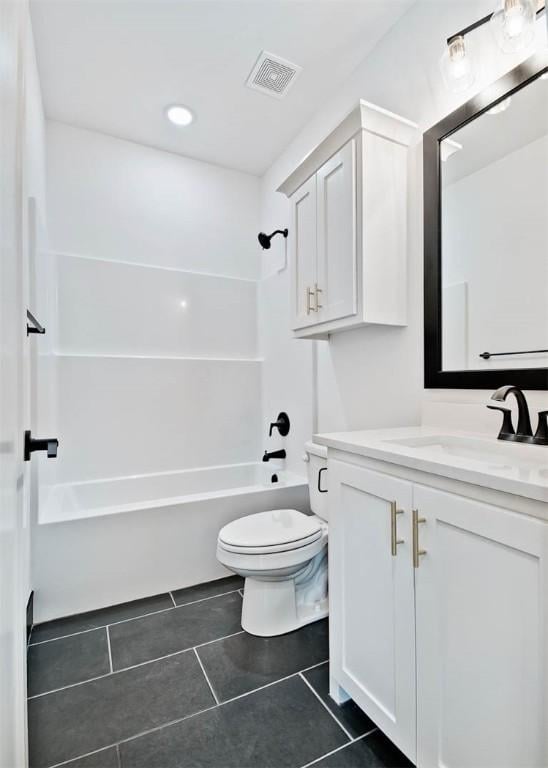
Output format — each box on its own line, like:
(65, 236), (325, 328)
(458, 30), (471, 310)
(440, 36), (476, 94)
(491, 0), (536, 54)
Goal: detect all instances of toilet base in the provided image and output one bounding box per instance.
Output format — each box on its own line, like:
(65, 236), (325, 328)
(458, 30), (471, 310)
(241, 549), (328, 637)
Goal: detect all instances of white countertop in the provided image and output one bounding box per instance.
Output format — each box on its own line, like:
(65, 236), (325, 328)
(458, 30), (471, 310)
(314, 427), (548, 504)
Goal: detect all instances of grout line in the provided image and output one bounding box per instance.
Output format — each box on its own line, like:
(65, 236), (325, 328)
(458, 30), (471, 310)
(29, 589), (242, 646)
(115, 744), (121, 768)
(106, 627), (113, 674)
(219, 657), (330, 707)
(28, 649), (194, 699)
(193, 629), (246, 651)
(169, 592), (176, 608)
(298, 672), (353, 741)
(28, 628), (324, 700)
(28, 671), (114, 699)
(28, 631), (246, 699)
(30, 625), (104, 647)
(42, 658), (333, 767)
(299, 728), (379, 768)
(169, 589), (242, 611)
(193, 648), (219, 705)
(298, 659), (329, 674)
(45, 702), (220, 768)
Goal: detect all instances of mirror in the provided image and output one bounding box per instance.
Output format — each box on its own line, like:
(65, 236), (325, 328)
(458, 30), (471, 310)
(424, 53), (548, 390)
(441, 74), (548, 372)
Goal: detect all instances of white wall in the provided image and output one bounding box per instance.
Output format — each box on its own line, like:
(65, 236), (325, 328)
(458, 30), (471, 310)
(41, 123), (263, 486)
(47, 121), (260, 279)
(443, 134), (548, 371)
(259, 0), (548, 444)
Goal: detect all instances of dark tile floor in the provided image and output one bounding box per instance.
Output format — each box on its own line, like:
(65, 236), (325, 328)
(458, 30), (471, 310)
(28, 575), (413, 768)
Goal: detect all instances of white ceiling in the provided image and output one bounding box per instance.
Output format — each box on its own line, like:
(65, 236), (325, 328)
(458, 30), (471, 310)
(30, 0), (414, 175)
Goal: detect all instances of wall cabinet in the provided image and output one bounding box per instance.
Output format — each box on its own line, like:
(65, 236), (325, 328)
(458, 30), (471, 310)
(278, 101), (416, 339)
(328, 456), (548, 767)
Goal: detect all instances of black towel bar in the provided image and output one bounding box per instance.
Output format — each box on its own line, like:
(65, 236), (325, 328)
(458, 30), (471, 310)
(479, 349), (548, 360)
(26, 309), (45, 336)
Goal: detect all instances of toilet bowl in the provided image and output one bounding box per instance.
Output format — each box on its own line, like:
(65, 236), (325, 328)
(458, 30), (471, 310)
(216, 442), (328, 637)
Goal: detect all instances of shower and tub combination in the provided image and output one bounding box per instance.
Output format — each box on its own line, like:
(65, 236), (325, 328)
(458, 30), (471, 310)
(31, 125), (297, 625)
(32, 216), (297, 623)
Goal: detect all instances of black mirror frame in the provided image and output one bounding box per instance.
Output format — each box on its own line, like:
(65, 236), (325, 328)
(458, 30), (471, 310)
(423, 51), (548, 390)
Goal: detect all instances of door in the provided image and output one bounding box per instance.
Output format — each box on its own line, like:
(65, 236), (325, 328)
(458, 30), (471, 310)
(0, 2), (33, 765)
(414, 484), (548, 768)
(290, 175), (317, 330)
(329, 460), (416, 762)
(316, 139), (357, 323)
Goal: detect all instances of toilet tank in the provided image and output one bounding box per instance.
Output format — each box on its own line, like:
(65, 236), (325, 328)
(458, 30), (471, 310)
(304, 441), (328, 522)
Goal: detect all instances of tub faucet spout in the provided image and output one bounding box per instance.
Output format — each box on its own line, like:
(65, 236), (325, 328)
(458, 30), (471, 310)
(263, 449), (286, 462)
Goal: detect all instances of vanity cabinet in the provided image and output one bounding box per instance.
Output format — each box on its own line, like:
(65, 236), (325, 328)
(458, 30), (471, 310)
(414, 484), (548, 768)
(278, 101), (416, 339)
(328, 454), (548, 768)
(328, 460), (417, 762)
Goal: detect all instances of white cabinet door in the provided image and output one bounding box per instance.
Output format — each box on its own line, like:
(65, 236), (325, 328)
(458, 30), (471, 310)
(316, 139), (357, 324)
(414, 484), (548, 768)
(329, 460), (416, 762)
(290, 175), (317, 330)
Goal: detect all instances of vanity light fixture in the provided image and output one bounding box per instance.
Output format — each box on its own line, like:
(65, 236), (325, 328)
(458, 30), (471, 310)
(440, 36), (476, 93)
(441, 0), (545, 93)
(491, 0), (537, 53)
(165, 104), (194, 127)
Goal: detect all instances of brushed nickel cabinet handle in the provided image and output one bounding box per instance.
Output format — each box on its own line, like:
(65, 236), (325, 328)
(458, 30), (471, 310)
(314, 283), (323, 311)
(390, 501), (404, 556)
(306, 286), (315, 315)
(412, 508), (427, 568)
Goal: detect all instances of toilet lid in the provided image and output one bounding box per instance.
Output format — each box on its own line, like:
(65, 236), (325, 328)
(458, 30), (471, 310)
(218, 509), (322, 552)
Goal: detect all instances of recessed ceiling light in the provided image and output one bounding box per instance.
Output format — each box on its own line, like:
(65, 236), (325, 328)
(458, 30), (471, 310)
(165, 105), (194, 127)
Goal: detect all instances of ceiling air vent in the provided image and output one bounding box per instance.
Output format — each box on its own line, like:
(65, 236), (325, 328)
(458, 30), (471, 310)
(245, 51), (302, 99)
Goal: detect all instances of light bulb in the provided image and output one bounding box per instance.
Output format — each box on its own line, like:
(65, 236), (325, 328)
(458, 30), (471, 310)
(491, 0), (536, 54)
(440, 36), (476, 94)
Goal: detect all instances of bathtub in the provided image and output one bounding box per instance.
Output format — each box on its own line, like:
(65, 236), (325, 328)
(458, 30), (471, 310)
(33, 463), (309, 622)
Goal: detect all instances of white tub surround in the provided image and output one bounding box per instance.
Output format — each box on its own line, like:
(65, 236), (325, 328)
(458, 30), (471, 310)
(33, 466), (307, 623)
(316, 426), (548, 767)
(277, 101), (416, 340)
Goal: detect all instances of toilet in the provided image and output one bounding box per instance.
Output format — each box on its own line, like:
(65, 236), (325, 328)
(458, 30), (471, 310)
(216, 442), (328, 637)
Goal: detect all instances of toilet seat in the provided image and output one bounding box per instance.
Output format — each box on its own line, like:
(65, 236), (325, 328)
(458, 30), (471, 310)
(218, 509), (322, 555)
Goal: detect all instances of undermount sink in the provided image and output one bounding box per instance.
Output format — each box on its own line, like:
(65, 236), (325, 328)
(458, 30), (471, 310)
(383, 434), (548, 470)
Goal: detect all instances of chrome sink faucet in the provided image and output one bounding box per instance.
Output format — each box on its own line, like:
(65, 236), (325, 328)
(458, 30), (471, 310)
(488, 385), (548, 445)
